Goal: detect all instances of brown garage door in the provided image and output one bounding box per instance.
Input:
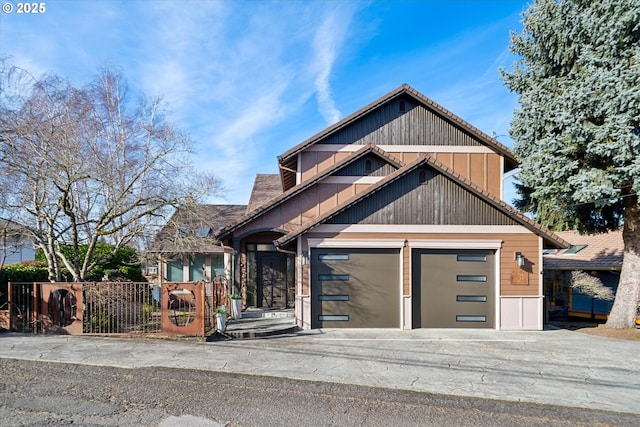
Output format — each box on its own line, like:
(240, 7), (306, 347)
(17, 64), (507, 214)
(412, 249), (495, 328)
(311, 248), (400, 329)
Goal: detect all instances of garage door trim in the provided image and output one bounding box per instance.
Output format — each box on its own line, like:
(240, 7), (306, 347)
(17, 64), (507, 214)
(407, 239), (503, 249)
(409, 241), (501, 330)
(308, 238), (406, 248)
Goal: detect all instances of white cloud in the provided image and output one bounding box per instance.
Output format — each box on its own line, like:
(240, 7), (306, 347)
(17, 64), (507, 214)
(311, 6), (357, 125)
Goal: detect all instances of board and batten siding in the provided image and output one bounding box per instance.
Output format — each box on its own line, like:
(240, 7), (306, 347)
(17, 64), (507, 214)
(320, 98), (485, 147)
(326, 168), (517, 226)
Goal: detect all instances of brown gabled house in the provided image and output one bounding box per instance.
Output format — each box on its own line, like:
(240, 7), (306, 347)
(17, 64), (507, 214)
(207, 84), (570, 331)
(147, 204), (246, 282)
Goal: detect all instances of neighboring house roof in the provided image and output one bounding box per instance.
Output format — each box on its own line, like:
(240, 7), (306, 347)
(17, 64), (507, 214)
(246, 174), (283, 214)
(0, 218), (31, 236)
(275, 154), (570, 249)
(147, 204), (246, 254)
(277, 84), (519, 190)
(543, 229), (623, 270)
(218, 144), (403, 239)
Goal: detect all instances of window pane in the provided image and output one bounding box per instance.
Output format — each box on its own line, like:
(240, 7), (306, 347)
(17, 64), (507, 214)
(456, 315), (486, 322)
(211, 255), (225, 277)
(257, 243), (276, 252)
(457, 275), (487, 282)
(319, 295), (349, 301)
(457, 255), (487, 262)
(167, 260), (183, 282)
(319, 315), (349, 321)
(318, 274), (349, 281)
(189, 255), (206, 281)
(456, 295), (487, 302)
(318, 254), (349, 261)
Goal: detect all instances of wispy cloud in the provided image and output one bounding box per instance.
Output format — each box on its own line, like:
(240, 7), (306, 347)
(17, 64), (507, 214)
(311, 6), (357, 125)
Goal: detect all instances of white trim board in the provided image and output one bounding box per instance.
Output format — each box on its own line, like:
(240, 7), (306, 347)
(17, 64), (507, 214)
(313, 224), (530, 234)
(321, 176), (383, 184)
(308, 144), (495, 154)
(408, 240), (503, 249)
(307, 238), (406, 248)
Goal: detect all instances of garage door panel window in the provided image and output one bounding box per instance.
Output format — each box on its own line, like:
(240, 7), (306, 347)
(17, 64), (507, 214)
(318, 274), (350, 281)
(319, 315), (349, 321)
(456, 255), (487, 262)
(456, 275), (487, 282)
(318, 294), (350, 301)
(456, 295), (487, 302)
(456, 315), (487, 322)
(318, 254), (349, 261)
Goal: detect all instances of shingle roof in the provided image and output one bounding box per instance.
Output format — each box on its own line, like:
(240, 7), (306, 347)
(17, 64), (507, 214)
(543, 229), (624, 270)
(275, 154), (569, 249)
(147, 204), (246, 254)
(246, 174), (283, 214)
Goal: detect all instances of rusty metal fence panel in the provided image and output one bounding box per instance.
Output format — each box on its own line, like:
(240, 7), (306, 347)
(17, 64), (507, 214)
(5, 280), (230, 337)
(83, 282), (163, 335)
(3, 282), (38, 333)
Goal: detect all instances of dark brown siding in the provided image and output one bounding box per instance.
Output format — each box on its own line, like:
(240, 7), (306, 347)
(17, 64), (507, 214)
(320, 96), (484, 147)
(327, 168), (519, 226)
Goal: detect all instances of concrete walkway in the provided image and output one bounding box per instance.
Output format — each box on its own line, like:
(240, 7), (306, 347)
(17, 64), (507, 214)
(0, 327), (638, 415)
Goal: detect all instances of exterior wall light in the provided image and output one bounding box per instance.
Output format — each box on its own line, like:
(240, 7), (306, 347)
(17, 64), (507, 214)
(301, 251), (309, 265)
(515, 252), (525, 267)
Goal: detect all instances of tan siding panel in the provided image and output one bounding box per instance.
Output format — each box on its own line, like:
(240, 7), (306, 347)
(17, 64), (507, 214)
(500, 235), (540, 295)
(434, 152), (453, 169)
(300, 152), (317, 182)
(470, 153), (486, 191)
(453, 153), (470, 180)
(318, 183), (339, 215)
(487, 153), (502, 197)
(336, 184), (356, 204)
(315, 152), (335, 178)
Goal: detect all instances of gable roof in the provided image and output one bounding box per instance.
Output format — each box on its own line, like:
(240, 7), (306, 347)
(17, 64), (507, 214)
(275, 154), (569, 249)
(277, 84), (519, 190)
(147, 204), (246, 254)
(544, 229), (623, 270)
(217, 144), (403, 239)
(246, 174), (283, 214)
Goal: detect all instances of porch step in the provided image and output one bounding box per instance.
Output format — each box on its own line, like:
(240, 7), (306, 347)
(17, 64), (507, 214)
(240, 308), (295, 319)
(207, 308), (297, 340)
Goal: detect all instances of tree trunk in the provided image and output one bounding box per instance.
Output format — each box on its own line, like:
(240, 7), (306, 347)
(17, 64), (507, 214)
(605, 201), (640, 328)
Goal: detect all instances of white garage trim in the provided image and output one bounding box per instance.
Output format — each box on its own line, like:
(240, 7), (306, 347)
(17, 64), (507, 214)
(307, 238), (406, 248)
(408, 240), (503, 250)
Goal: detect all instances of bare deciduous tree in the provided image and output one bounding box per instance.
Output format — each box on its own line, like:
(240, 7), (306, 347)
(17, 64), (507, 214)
(0, 61), (223, 281)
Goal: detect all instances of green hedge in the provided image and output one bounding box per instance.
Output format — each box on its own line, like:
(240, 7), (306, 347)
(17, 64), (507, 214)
(0, 263), (50, 305)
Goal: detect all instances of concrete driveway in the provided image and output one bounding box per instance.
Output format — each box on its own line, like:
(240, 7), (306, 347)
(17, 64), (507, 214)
(0, 327), (638, 415)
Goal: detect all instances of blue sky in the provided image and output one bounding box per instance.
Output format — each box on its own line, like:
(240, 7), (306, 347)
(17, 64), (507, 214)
(1, 0), (530, 205)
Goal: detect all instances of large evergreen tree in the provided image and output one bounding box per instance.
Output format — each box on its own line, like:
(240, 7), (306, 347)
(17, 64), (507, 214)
(502, 0), (640, 328)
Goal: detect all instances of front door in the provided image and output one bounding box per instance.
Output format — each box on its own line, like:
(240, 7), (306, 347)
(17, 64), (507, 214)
(257, 252), (287, 308)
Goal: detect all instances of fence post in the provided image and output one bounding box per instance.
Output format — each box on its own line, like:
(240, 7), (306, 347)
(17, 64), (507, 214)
(33, 282), (38, 333)
(7, 281), (12, 331)
(201, 281), (206, 338)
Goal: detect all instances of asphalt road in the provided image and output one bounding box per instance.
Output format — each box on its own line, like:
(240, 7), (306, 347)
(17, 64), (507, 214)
(0, 358), (637, 426)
